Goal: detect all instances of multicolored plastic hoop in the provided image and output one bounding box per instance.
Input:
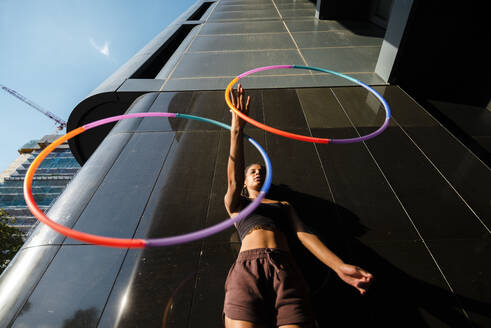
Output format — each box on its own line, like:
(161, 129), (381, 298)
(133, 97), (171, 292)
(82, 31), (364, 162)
(24, 112), (272, 248)
(225, 65), (391, 144)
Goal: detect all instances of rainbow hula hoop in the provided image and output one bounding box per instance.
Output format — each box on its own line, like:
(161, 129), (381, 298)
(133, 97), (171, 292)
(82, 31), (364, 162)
(225, 65), (391, 144)
(24, 112), (272, 248)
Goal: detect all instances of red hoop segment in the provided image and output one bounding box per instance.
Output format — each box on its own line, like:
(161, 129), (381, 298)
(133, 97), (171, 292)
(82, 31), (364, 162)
(225, 65), (391, 144)
(23, 127), (145, 248)
(225, 78), (331, 144)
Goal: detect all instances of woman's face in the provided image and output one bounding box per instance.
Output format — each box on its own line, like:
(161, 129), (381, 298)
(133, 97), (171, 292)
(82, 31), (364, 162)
(244, 164), (265, 190)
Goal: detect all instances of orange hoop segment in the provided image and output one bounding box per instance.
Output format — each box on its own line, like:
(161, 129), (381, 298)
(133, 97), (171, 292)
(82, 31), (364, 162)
(225, 65), (391, 144)
(23, 127), (145, 248)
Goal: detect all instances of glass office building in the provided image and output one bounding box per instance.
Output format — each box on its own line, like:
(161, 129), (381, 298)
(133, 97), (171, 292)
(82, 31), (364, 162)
(0, 135), (80, 234)
(0, 1), (489, 327)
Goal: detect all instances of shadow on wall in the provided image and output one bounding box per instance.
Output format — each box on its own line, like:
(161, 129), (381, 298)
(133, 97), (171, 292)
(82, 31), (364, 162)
(390, 1), (491, 166)
(337, 20), (386, 38)
(268, 184), (489, 327)
(62, 307), (98, 328)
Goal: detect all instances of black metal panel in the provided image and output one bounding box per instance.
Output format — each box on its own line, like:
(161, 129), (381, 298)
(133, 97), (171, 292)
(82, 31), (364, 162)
(426, 237), (491, 327)
(11, 246), (127, 328)
(390, 1), (490, 166)
(315, 0), (373, 20)
(298, 88), (419, 243)
(27, 133), (136, 248)
(97, 245), (202, 327)
(63, 132), (175, 244)
(375, 86), (491, 228)
(0, 246), (60, 327)
(3, 87), (489, 327)
(131, 24), (199, 79)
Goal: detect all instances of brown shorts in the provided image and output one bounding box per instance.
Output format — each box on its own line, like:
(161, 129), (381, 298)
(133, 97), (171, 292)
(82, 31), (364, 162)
(223, 248), (313, 326)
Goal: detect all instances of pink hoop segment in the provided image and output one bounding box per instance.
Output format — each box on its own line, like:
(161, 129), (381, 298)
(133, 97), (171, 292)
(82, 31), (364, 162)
(24, 112), (272, 248)
(227, 65), (391, 144)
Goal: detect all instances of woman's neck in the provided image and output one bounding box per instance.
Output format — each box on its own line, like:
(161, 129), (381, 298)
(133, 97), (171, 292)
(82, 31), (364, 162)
(246, 189), (260, 199)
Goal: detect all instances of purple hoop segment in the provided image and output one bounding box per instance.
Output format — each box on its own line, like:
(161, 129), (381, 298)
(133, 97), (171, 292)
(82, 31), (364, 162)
(87, 112), (272, 247)
(231, 65), (391, 144)
(26, 112), (272, 248)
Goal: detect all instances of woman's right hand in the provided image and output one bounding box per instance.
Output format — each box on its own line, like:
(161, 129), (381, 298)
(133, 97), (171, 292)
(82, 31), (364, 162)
(335, 264), (374, 295)
(230, 83), (250, 131)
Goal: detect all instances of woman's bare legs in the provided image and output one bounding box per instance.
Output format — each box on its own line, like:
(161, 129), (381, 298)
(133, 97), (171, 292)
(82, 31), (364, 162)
(224, 316), (268, 328)
(224, 316), (312, 328)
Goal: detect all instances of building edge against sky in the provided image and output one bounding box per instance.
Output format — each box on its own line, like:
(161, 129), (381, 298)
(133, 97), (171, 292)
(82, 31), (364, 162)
(66, 0), (490, 167)
(0, 1), (489, 327)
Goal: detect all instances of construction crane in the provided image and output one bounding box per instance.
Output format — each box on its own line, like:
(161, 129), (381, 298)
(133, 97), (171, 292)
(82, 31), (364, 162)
(0, 84), (67, 130)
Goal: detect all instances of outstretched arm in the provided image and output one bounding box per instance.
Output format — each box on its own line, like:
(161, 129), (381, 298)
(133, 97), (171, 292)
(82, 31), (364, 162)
(224, 84), (250, 216)
(284, 202), (374, 295)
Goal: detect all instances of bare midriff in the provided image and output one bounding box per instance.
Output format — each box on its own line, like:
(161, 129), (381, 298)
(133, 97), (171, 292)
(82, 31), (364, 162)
(240, 228), (290, 252)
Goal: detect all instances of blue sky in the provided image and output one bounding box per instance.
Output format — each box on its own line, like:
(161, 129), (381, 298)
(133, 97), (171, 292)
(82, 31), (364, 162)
(0, 0), (196, 172)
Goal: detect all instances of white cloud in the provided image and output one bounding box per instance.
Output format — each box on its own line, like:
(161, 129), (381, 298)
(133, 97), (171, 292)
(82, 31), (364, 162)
(89, 37), (110, 57)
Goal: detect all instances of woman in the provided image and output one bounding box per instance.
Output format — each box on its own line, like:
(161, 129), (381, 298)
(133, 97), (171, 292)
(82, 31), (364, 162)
(223, 84), (373, 328)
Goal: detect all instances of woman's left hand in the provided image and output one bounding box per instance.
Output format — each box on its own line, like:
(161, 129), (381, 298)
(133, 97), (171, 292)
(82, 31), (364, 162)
(335, 264), (374, 295)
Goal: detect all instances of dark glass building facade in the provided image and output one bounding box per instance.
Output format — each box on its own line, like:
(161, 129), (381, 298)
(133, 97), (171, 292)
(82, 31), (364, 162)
(0, 1), (489, 327)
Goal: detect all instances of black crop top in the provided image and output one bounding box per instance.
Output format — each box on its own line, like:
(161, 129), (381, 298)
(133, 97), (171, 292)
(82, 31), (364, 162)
(235, 200), (288, 241)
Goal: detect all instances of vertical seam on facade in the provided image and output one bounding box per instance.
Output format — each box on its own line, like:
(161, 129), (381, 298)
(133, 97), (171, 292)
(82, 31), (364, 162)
(271, 0), (309, 67)
(159, 25), (204, 91)
(295, 87), (351, 265)
(390, 115), (490, 234)
(294, 89), (337, 204)
(203, 131), (222, 231)
(95, 92), (163, 326)
(10, 132), (136, 325)
(159, 0), (221, 91)
(185, 131), (222, 327)
(97, 132), (177, 326)
(132, 93), (160, 131)
(95, 247), (131, 327)
(397, 87), (491, 171)
(260, 90), (269, 151)
(329, 88), (471, 321)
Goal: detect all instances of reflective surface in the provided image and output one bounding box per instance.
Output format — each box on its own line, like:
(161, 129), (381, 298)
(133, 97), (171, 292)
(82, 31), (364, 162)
(11, 245), (126, 328)
(199, 21), (285, 34)
(98, 244), (202, 327)
(157, 0), (387, 91)
(8, 1), (487, 326)
(3, 86), (490, 327)
(292, 30), (383, 48)
(189, 33), (295, 52)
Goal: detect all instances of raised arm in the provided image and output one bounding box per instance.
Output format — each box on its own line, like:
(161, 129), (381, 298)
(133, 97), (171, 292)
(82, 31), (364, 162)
(284, 202), (374, 295)
(224, 84), (250, 216)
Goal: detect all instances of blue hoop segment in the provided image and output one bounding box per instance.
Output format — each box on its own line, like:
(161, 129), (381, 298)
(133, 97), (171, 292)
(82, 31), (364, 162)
(226, 65), (391, 144)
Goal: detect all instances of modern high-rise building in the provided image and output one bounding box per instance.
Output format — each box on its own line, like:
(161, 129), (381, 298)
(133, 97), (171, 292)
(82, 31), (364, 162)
(0, 135), (80, 234)
(0, 1), (489, 327)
